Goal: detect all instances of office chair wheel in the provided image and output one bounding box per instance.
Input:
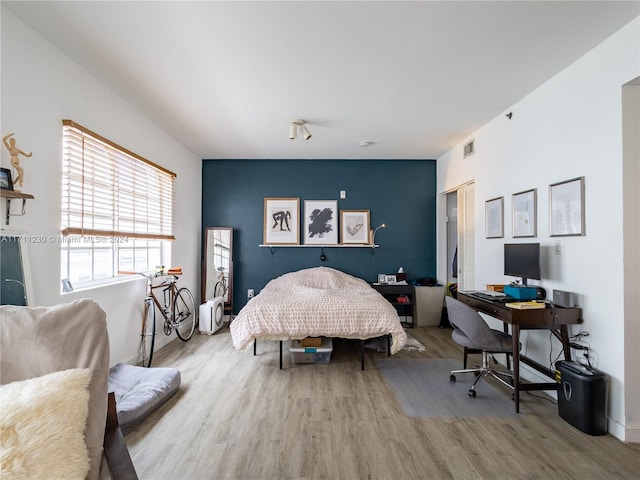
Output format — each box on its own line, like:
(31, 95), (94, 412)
(450, 374), (456, 382)
(468, 389), (477, 398)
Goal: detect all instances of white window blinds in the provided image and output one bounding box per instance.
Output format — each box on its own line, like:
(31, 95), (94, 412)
(61, 120), (175, 241)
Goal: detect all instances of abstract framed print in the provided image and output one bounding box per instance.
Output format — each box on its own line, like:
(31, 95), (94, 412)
(263, 197), (300, 245)
(549, 177), (585, 237)
(512, 189), (537, 238)
(485, 196), (504, 239)
(340, 210), (370, 244)
(304, 200), (338, 245)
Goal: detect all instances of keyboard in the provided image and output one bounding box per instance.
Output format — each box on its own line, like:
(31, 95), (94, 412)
(471, 291), (514, 302)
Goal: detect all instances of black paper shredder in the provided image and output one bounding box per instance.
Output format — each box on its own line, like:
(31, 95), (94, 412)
(555, 360), (608, 435)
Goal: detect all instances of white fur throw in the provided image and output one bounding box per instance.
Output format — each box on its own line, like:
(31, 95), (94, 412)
(1, 368), (92, 479)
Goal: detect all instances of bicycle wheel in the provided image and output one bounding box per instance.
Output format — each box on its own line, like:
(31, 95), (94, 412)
(174, 287), (196, 341)
(213, 280), (226, 299)
(141, 298), (156, 367)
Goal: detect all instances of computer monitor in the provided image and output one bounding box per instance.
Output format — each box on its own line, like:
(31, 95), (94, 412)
(504, 243), (541, 286)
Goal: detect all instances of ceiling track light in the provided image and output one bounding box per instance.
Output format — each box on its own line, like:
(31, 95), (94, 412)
(300, 124), (312, 140)
(289, 119), (312, 140)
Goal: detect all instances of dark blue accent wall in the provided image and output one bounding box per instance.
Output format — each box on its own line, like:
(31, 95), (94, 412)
(202, 159), (436, 312)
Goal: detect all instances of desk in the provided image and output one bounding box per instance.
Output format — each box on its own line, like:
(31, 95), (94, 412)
(457, 292), (582, 413)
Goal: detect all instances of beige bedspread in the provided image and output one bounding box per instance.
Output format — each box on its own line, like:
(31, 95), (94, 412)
(230, 267), (407, 354)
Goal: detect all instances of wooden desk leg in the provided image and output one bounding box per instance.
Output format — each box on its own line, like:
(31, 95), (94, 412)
(560, 325), (571, 360)
(502, 323), (511, 370)
(512, 324), (521, 413)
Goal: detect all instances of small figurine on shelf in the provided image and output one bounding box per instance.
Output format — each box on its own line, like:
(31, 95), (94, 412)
(3, 133), (32, 191)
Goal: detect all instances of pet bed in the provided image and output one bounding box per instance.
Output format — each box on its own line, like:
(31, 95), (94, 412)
(108, 362), (181, 434)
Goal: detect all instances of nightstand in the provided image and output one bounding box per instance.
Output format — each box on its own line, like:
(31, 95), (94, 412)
(371, 284), (415, 328)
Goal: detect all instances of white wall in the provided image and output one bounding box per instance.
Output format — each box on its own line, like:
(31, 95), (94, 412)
(0, 8), (202, 365)
(437, 17), (639, 442)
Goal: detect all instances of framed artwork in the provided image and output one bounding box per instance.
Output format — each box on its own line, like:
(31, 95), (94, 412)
(485, 197), (504, 239)
(303, 200), (338, 245)
(340, 210), (370, 244)
(0, 168), (13, 191)
(263, 197), (300, 245)
(61, 278), (74, 293)
(512, 188), (537, 238)
(549, 177), (585, 236)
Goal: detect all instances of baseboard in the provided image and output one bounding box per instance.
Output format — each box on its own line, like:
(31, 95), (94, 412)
(624, 425), (640, 443)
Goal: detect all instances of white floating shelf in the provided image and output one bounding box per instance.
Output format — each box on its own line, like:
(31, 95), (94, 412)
(259, 244), (379, 248)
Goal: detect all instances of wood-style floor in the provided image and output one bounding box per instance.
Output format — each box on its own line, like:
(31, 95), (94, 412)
(125, 326), (640, 480)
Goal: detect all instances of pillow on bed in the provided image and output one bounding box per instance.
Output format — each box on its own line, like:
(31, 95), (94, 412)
(0, 368), (92, 479)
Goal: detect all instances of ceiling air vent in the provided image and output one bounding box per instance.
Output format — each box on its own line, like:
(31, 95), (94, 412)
(463, 139), (475, 158)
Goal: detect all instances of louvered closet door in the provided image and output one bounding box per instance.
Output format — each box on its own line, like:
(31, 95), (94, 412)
(457, 182), (475, 291)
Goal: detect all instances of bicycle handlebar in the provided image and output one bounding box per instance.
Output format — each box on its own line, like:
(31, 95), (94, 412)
(117, 270), (139, 276)
(118, 267), (183, 277)
(118, 270), (160, 278)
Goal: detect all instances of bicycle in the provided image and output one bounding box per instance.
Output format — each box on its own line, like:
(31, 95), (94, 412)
(213, 266), (228, 300)
(213, 266), (233, 324)
(123, 267), (197, 367)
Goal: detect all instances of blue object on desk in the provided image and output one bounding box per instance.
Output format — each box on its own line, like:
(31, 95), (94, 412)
(504, 285), (537, 300)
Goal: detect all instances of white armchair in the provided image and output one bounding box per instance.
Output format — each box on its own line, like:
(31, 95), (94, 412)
(1, 298), (137, 480)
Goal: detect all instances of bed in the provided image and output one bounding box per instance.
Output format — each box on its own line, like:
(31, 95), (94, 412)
(230, 267), (407, 368)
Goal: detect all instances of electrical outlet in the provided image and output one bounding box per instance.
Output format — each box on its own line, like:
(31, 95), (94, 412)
(340, 190), (346, 199)
(247, 289), (254, 299)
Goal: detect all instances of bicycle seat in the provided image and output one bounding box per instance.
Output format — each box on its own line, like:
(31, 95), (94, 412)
(167, 267), (182, 275)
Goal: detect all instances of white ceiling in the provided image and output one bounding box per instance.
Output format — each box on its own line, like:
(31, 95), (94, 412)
(5, 1), (639, 160)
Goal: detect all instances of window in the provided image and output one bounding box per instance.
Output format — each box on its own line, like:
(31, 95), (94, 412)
(60, 120), (175, 288)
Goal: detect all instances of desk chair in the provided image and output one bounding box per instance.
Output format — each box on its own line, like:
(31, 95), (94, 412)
(445, 296), (515, 398)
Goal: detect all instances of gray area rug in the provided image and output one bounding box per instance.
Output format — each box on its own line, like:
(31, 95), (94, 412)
(376, 358), (519, 417)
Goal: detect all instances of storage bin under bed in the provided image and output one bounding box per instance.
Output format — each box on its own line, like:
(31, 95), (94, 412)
(290, 338), (333, 364)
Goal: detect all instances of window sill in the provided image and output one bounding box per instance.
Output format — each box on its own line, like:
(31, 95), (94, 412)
(60, 274), (143, 295)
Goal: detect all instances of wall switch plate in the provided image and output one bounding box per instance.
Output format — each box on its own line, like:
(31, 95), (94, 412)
(247, 289), (254, 299)
(340, 190), (346, 199)
(555, 243), (562, 254)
